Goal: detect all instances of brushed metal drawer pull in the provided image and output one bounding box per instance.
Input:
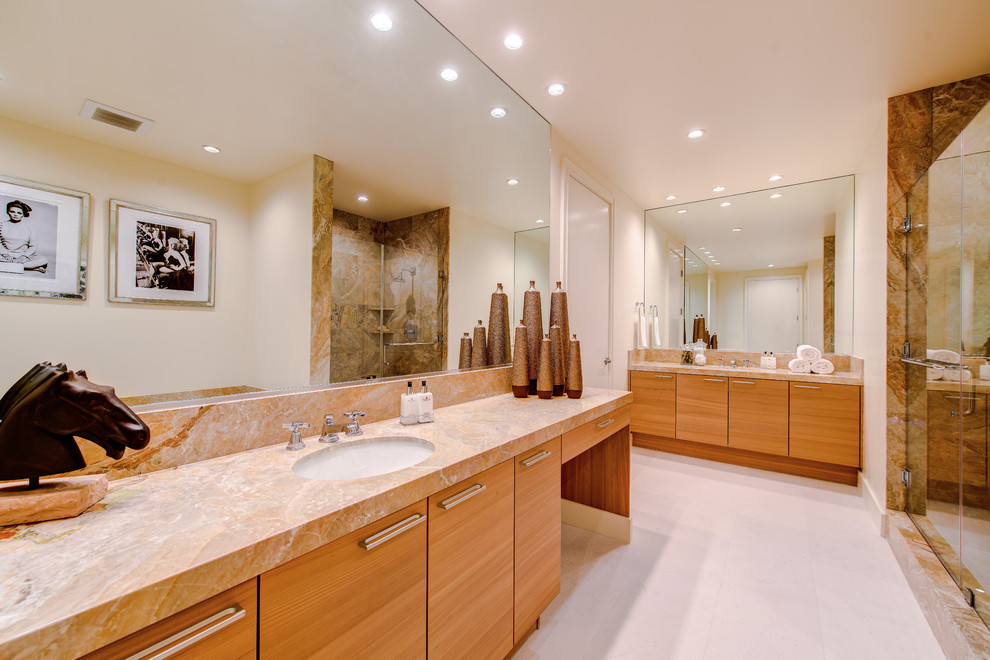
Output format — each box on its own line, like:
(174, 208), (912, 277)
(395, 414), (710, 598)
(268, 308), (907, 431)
(794, 385), (821, 390)
(732, 380), (755, 385)
(653, 374), (673, 379)
(126, 606), (246, 660)
(596, 418), (615, 429)
(520, 450), (552, 467)
(438, 484), (487, 510)
(358, 513), (426, 550)
(703, 378), (723, 383)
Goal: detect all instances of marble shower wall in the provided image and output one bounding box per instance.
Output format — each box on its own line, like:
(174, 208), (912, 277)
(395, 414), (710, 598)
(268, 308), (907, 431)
(824, 235), (835, 353)
(310, 155), (334, 383)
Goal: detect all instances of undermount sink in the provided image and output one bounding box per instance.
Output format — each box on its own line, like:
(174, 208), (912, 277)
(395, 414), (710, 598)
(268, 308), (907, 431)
(292, 436), (435, 481)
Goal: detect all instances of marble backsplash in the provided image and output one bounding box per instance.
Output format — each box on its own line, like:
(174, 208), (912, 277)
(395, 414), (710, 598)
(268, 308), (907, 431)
(628, 348), (861, 373)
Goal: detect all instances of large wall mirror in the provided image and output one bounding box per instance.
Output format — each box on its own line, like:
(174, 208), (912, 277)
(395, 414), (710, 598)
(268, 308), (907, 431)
(0, 0), (550, 401)
(644, 176), (854, 354)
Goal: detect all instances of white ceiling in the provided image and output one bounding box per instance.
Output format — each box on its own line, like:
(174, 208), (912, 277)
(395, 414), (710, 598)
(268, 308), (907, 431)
(418, 0), (990, 208)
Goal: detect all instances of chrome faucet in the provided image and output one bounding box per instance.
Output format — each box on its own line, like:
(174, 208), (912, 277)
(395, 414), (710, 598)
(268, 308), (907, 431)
(319, 414), (340, 443)
(741, 359), (751, 368)
(343, 411), (366, 436)
(729, 359), (737, 368)
(282, 421), (310, 451)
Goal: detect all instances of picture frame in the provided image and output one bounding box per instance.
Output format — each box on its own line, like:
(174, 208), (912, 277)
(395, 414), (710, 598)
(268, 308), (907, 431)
(0, 173), (90, 300)
(109, 199), (216, 306)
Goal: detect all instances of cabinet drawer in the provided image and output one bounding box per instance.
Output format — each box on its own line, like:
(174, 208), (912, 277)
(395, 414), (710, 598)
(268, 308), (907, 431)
(630, 370), (676, 391)
(676, 374), (728, 446)
(630, 372), (676, 437)
(84, 580), (256, 660)
(788, 382), (860, 467)
(728, 378), (788, 456)
(561, 405), (631, 462)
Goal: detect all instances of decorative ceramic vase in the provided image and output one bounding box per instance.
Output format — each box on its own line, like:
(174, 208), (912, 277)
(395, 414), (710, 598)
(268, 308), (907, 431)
(550, 324), (565, 397)
(566, 334), (583, 399)
(511, 322), (529, 398)
(550, 282), (570, 386)
(488, 283), (511, 365)
(537, 333), (553, 399)
(471, 320), (488, 368)
(523, 281), (543, 394)
(458, 332), (472, 369)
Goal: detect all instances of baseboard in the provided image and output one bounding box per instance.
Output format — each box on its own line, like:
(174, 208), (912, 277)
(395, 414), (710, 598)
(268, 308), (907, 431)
(862, 476), (886, 536)
(561, 499), (631, 543)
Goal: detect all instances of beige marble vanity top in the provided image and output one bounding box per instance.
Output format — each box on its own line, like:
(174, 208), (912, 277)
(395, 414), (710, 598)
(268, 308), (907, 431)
(0, 388), (631, 659)
(628, 361), (864, 386)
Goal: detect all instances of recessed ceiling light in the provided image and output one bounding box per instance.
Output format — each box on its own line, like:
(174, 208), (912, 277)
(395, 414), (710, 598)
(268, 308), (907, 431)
(677, 209), (688, 214)
(699, 246), (707, 250)
(507, 178), (519, 186)
(490, 106), (507, 118)
(202, 145), (221, 154)
(357, 195), (369, 202)
(665, 195), (677, 201)
(440, 68), (458, 82)
(731, 227), (742, 232)
(687, 129), (705, 139)
(712, 186), (725, 192)
(504, 33), (524, 49)
(770, 193), (782, 199)
(720, 202), (731, 207)
(768, 264), (775, 268)
(768, 175), (782, 182)
(546, 82), (566, 96)
(370, 12), (392, 31)
(536, 218), (545, 223)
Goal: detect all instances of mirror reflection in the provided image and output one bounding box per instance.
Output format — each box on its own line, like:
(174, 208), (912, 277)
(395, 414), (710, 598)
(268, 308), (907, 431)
(0, 0), (550, 400)
(645, 176), (854, 353)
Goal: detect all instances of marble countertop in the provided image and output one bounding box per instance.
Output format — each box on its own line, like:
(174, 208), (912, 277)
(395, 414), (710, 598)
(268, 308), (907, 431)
(628, 361), (864, 386)
(0, 388), (632, 659)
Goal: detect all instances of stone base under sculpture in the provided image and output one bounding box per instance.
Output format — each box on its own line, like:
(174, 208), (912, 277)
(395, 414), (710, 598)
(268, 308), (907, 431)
(0, 474), (108, 526)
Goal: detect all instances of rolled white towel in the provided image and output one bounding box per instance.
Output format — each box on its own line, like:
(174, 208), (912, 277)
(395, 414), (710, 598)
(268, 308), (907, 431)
(942, 369), (972, 382)
(927, 349), (961, 364)
(927, 366), (945, 380)
(797, 344), (822, 362)
(810, 359), (834, 374)
(788, 358), (812, 373)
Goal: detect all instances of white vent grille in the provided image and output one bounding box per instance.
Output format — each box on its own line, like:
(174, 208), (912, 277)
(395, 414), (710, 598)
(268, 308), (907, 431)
(80, 100), (154, 134)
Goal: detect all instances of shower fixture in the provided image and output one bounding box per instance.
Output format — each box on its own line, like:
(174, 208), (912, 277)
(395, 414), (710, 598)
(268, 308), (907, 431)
(393, 267), (417, 283)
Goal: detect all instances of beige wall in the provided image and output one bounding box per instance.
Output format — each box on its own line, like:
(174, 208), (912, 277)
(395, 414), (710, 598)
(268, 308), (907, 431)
(806, 259), (824, 347)
(512, 229), (551, 331)
(835, 182), (855, 353)
(715, 266), (807, 350)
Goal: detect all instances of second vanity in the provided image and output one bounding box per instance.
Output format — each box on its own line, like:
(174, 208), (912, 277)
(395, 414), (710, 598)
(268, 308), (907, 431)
(0, 388), (632, 659)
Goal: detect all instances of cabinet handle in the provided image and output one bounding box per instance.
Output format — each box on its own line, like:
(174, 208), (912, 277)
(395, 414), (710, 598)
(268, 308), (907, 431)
(125, 606), (246, 660)
(732, 380), (755, 385)
(438, 484), (487, 510)
(358, 513), (426, 550)
(520, 450), (552, 467)
(703, 378), (723, 383)
(596, 418), (615, 429)
(653, 374), (673, 379)
(793, 385), (821, 390)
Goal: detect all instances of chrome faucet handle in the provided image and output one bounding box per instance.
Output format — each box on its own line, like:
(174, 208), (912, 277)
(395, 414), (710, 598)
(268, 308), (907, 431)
(282, 421), (310, 451)
(718, 358), (725, 366)
(730, 359), (737, 368)
(741, 359), (751, 367)
(320, 414), (340, 444)
(343, 411), (366, 436)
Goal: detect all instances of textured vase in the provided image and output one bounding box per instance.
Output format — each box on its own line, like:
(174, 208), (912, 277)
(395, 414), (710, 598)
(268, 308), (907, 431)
(488, 283), (511, 365)
(566, 334), (583, 399)
(550, 324), (565, 397)
(458, 333), (472, 369)
(471, 320), (488, 368)
(549, 282), (570, 387)
(523, 281), (543, 394)
(511, 322), (529, 398)
(537, 333), (553, 399)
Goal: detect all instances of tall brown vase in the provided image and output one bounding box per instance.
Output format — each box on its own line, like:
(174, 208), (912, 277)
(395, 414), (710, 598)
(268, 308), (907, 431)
(550, 282), (570, 387)
(458, 332), (472, 369)
(488, 283), (511, 365)
(537, 333), (553, 399)
(566, 334), (583, 399)
(511, 322), (529, 398)
(523, 281), (543, 394)
(470, 320), (488, 368)
(550, 324), (565, 397)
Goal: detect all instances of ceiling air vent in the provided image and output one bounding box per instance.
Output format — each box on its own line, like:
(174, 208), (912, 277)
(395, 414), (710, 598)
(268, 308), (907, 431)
(79, 100), (154, 134)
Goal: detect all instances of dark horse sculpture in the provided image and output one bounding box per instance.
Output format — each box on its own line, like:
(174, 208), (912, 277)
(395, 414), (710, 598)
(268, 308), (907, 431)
(0, 362), (150, 484)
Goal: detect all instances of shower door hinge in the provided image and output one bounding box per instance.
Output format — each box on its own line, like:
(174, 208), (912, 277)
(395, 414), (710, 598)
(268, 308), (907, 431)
(902, 215), (913, 233)
(438, 270), (446, 280)
(902, 342), (911, 359)
(901, 468), (912, 487)
(966, 587), (976, 608)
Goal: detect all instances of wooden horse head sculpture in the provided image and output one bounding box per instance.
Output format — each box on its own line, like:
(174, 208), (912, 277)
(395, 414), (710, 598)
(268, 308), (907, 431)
(0, 363), (151, 481)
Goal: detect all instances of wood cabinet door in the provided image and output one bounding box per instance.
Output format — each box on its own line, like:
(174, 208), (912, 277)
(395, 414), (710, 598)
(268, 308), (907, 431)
(676, 374), (728, 445)
(83, 580), (256, 660)
(259, 500), (427, 659)
(927, 391), (988, 487)
(788, 382), (861, 467)
(630, 371), (676, 437)
(728, 378), (789, 455)
(514, 437), (561, 642)
(428, 459), (515, 660)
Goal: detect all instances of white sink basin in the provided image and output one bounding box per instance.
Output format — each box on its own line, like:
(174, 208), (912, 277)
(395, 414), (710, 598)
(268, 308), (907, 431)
(292, 436), (435, 481)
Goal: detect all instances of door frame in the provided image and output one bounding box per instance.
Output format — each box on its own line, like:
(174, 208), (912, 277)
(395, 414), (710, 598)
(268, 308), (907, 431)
(743, 274), (803, 351)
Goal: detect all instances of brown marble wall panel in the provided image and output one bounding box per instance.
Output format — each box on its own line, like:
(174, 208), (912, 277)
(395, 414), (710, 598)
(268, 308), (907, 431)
(824, 235), (835, 353)
(932, 76), (990, 159)
(310, 155), (334, 384)
(888, 88), (933, 209)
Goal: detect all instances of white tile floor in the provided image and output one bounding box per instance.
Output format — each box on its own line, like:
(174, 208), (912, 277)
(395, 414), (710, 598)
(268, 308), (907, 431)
(516, 448), (945, 660)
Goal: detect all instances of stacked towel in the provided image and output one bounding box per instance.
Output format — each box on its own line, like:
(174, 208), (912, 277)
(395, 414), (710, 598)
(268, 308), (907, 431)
(797, 344), (822, 362)
(927, 366), (945, 380)
(810, 359), (834, 374)
(788, 358), (812, 373)
(927, 349), (961, 364)
(942, 369), (972, 382)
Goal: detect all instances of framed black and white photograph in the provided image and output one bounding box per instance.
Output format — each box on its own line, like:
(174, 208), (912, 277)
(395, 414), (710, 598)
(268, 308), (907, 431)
(109, 199), (215, 306)
(0, 174), (89, 299)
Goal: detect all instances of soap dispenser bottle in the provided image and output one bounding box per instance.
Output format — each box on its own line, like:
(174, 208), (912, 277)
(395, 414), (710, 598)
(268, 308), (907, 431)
(400, 381), (419, 425)
(418, 380), (434, 423)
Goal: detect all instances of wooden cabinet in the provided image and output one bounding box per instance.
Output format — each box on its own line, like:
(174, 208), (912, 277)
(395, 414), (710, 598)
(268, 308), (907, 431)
(428, 459), (515, 660)
(928, 391), (988, 487)
(514, 437), (561, 642)
(728, 378), (789, 456)
(788, 382), (861, 467)
(258, 500), (427, 659)
(83, 580), (256, 660)
(676, 374), (728, 445)
(630, 371), (676, 437)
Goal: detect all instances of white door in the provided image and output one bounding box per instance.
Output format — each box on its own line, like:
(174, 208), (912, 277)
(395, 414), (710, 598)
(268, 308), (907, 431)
(745, 276), (802, 352)
(668, 248), (683, 347)
(564, 166), (613, 389)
